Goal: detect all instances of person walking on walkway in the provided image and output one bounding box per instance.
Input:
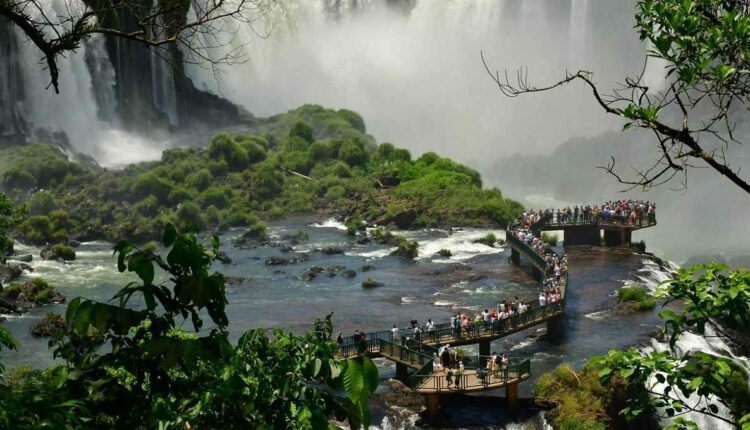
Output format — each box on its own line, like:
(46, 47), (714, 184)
(391, 325), (400, 343)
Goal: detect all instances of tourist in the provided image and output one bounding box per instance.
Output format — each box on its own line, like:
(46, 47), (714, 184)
(426, 318), (434, 332)
(433, 352), (442, 373)
(414, 325), (422, 341)
(538, 292), (547, 307)
(441, 345), (452, 369)
(446, 368), (453, 388)
(336, 331), (343, 346)
(476, 366), (488, 386)
(391, 325), (400, 342)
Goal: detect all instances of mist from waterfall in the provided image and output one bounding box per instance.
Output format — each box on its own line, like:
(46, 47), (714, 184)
(186, 0), (642, 165)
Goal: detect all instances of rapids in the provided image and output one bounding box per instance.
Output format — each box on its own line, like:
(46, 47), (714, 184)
(2, 216), (674, 427)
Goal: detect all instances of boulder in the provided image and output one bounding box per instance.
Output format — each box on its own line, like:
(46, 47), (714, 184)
(30, 313), (66, 337)
(0, 265), (22, 283)
(360, 264), (375, 272)
(216, 251), (232, 264)
(356, 235), (372, 245)
(41, 245), (76, 261)
(265, 256), (289, 266)
(391, 209), (416, 229)
(303, 266), (324, 282)
(235, 229), (269, 248)
(377, 175), (401, 188)
(15, 254), (33, 263)
(225, 276), (247, 285)
(67, 240), (81, 248)
(342, 269), (357, 279)
(292, 253), (310, 263)
(362, 278), (384, 288)
(319, 246), (345, 255)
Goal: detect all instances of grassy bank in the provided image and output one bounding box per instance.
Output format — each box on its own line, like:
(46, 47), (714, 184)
(1, 105), (523, 244)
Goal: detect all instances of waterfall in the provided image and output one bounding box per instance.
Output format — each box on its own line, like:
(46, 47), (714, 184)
(151, 48), (179, 127)
(569, 0), (590, 61)
(0, 19), (26, 141)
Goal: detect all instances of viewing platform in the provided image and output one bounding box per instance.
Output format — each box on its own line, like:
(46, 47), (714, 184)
(529, 211), (657, 247)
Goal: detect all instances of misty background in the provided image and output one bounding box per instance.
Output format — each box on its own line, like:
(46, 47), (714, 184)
(6, 0), (749, 263)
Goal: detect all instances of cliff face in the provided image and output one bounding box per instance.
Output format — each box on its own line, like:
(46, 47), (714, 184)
(0, 18), (27, 147)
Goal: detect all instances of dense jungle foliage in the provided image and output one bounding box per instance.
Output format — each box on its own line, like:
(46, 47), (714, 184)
(0, 105), (522, 245)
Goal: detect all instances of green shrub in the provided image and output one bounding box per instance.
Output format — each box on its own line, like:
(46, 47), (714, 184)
(617, 286), (648, 302)
(534, 364), (609, 430)
(28, 191), (58, 215)
(437, 249), (452, 257)
(346, 214), (363, 236)
(209, 160), (230, 177)
(474, 233), (497, 247)
(417, 152), (439, 165)
(309, 141), (333, 163)
(242, 141), (267, 164)
(542, 232), (559, 246)
(391, 240), (418, 259)
(324, 185), (346, 200)
(279, 151), (311, 174)
(198, 187), (232, 209)
(254, 163), (284, 199)
(132, 172), (172, 201)
(266, 206), (285, 220)
(338, 141), (369, 167)
(168, 186), (197, 205)
(284, 191), (314, 213)
(188, 169), (213, 191)
(337, 109), (366, 133)
(176, 202), (205, 229)
(2, 168), (37, 191)
(51, 244), (76, 261)
(135, 196), (160, 216)
(289, 121), (315, 143)
(208, 134), (250, 171)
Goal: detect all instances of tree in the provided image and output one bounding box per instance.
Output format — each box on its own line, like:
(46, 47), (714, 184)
(0, 0), (272, 92)
(0, 192), (23, 262)
(483, 0), (750, 195)
(591, 262), (750, 429)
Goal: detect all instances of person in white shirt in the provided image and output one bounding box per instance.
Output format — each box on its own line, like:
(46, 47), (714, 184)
(426, 319), (434, 332)
(391, 325), (400, 342)
(433, 353), (442, 373)
(539, 292), (547, 307)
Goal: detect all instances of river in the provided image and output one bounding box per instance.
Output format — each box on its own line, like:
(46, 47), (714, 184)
(1, 216), (670, 428)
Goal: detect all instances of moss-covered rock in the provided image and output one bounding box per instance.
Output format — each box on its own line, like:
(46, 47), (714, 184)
(41, 244), (76, 261)
(0, 277), (65, 309)
(30, 312), (66, 338)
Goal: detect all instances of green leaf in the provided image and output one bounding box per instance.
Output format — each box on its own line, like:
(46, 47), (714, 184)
(163, 223), (177, 247)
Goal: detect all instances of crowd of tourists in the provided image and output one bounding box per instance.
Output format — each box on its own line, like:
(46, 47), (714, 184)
(550, 200), (656, 226)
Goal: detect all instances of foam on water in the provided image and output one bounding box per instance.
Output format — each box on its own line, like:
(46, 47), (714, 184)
(310, 218), (347, 231)
(412, 228), (506, 262)
(346, 248), (393, 259)
(434, 300), (456, 307)
(510, 337), (537, 351)
(584, 310), (611, 321)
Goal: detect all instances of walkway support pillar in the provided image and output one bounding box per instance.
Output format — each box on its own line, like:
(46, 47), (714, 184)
(479, 340), (490, 357)
(603, 229), (632, 247)
(510, 248), (520, 265)
(424, 394), (441, 419)
(396, 363), (409, 384)
(506, 382), (519, 409)
(562, 225), (600, 246)
(546, 315), (564, 339)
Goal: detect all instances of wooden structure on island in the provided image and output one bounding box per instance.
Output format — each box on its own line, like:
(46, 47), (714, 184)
(337, 205), (657, 418)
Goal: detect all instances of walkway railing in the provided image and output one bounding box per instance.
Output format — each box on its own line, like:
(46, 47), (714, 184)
(412, 355), (532, 392)
(505, 232), (549, 272)
(540, 211), (657, 229)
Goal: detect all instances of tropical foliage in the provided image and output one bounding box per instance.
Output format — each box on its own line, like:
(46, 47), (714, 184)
(0, 224), (378, 428)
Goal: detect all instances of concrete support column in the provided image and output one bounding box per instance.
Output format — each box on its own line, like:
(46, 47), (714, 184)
(562, 226), (601, 246)
(424, 394), (441, 418)
(479, 340), (491, 357)
(396, 362), (409, 384)
(546, 315), (564, 339)
(603, 229), (626, 247)
(506, 383), (519, 409)
(510, 248), (520, 265)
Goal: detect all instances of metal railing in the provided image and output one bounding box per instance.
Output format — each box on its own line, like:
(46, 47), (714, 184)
(505, 232), (549, 272)
(412, 355), (532, 392)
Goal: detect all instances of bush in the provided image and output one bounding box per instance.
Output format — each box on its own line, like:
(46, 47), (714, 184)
(28, 191), (58, 215)
(254, 163), (284, 199)
(198, 187), (232, 209)
(241, 141), (267, 164)
(391, 239), (418, 259)
(284, 136), (311, 153)
(168, 186), (197, 205)
(208, 134), (250, 171)
(437, 249), (452, 257)
(132, 172), (172, 201)
(188, 169), (213, 191)
(534, 364), (610, 430)
(542, 232), (559, 246)
(337, 109), (366, 133)
(176, 202), (205, 229)
(279, 151), (311, 175)
(338, 141), (369, 167)
(473, 233), (497, 247)
(309, 142), (333, 163)
(209, 160), (230, 177)
(135, 195), (160, 216)
(346, 214), (363, 236)
(289, 121), (315, 143)
(51, 244), (76, 261)
(617, 286), (648, 302)
(2, 168), (37, 191)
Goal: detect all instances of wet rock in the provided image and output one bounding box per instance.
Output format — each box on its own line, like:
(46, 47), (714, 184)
(342, 269), (357, 279)
(225, 276), (247, 285)
(31, 313), (66, 338)
(279, 245), (294, 253)
(376, 175), (401, 188)
(293, 253), (310, 263)
(216, 251), (232, 264)
(360, 264), (375, 272)
(356, 235), (371, 245)
(436, 249), (452, 258)
(14, 254), (32, 263)
(41, 245), (76, 262)
(265, 256), (289, 266)
(0, 265), (22, 283)
(390, 209), (416, 229)
(362, 278), (384, 288)
(303, 266), (324, 281)
(384, 379), (424, 410)
(0, 278), (65, 310)
(319, 246), (345, 255)
(273, 270), (286, 275)
(68, 240), (81, 248)
(234, 229), (269, 248)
